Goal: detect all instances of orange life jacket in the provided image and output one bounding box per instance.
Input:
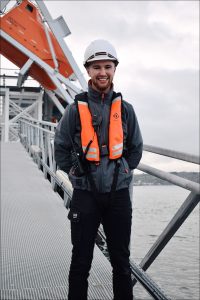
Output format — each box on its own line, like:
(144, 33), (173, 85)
(76, 93), (124, 162)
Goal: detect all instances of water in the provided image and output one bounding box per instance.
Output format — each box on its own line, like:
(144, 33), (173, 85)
(130, 186), (199, 300)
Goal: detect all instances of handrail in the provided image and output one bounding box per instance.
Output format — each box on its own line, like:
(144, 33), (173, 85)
(20, 116), (57, 127)
(132, 191), (200, 288)
(138, 163), (200, 194)
(20, 119), (56, 134)
(144, 144), (199, 165)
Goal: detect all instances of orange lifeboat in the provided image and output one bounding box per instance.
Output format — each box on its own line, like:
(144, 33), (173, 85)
(0, 0), (74, 90)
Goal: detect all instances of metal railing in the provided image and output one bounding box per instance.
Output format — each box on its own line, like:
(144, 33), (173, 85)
(18, 118), (200, 300)
(19, 117), (57, 186)
(134, 146), (200, 288)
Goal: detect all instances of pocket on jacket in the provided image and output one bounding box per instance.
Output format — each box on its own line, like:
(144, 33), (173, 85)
(68, 170), (87, 189)
(121, 157), (131, 174)
(118, 157), (133, 187)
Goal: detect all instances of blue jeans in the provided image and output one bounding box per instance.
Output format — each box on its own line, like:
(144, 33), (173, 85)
(68, 188), (133, 300)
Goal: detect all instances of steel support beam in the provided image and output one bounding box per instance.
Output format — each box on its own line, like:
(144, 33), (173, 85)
(0, 0), (10, 12)
(35, 0), (88, 91)
(43, 21), (58, 71)
(37, 91), (43, 121)
(9, 100), (40, 123)
(45, 90), (65, 114)
(132, 192), (200, 286)
(9, 100), (33, 119)
(45, 70), (73, 103)
(4, 88), (10, 142)
(53, 16), (71, 38)
(17, 58), (33, 87)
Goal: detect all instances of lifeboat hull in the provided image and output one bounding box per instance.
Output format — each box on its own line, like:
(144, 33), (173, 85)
(0, 0), (74, 90)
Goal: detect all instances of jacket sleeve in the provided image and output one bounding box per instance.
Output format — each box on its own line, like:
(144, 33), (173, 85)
(54, 103), (77, 174)
(124, 102), (143, 170)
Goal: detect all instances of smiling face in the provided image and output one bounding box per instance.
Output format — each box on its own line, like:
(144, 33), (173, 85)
(86, 60), (116, 93)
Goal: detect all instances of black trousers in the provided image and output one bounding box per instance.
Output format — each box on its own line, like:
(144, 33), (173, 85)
(68, 188), (133, 300)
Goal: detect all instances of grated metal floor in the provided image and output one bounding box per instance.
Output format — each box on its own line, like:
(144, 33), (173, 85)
(1, 142), (113, 300)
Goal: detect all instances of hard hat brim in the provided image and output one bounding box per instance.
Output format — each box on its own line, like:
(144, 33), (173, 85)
(84, 56), (118, 67)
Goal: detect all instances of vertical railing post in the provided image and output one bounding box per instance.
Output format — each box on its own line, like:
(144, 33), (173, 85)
(37, 91), (43, 122)
(40, 127), (46, 176)
(36, 122), (40, 146)
(27, 123), (31, 152)
(47, 131), (53, 183)
(4, 88), (10, 142)
(43, 130), (48, 179)
(25, 122), (29, 150)
(31, 124), (34, 146)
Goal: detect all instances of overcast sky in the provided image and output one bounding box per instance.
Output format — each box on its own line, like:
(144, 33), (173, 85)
(1, 1), (199, 172)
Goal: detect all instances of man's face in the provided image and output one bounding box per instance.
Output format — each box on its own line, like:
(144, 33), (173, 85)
(86, 60), (116, 93)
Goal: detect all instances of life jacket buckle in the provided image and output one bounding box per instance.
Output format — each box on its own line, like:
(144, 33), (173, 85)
(101, 144), (109, 156)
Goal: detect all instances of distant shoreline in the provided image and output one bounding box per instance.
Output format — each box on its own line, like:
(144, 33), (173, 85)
(133, 172), (199, 186)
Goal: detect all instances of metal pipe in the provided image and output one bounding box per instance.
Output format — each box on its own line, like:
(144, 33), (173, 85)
(40, 159), (72, 199)
(45, 89), (65, 114)
(10, 100), (39, 123)
(132, 192), (200, 286)
(129, 260), (171, 300)
(20, 116), (57, 127)
(144, 144), (199, 165)
(4, 88), (10, 142)
(137, 163), (200, 194)
(20, 120), (55, 135)
(35, 0), (88, 91)
(43, 21), (59, 71)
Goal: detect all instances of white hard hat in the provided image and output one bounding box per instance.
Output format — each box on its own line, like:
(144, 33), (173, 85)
(83, 39), (119, 67)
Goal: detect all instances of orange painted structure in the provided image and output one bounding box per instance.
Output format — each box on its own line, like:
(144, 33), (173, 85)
(0, 0), (74, 90)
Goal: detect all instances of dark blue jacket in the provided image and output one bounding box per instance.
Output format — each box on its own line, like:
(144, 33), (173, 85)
(54, 85), (143, 193)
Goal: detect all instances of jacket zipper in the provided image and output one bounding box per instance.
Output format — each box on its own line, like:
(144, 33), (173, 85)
(101, 93), (105, 103)
(99, 92), (105, 192)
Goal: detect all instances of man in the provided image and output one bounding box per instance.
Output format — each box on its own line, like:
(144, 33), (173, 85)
(54, 39), (143, 300)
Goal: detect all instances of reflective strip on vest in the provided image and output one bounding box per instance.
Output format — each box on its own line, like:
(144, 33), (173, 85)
(112, 143), (123, 150)
(86, 153), (98, 159)
(112, 149), (123, 157)
(82, 146), (97, 152)
(77, 95), (123, 162)
(112, 142), (123, 157)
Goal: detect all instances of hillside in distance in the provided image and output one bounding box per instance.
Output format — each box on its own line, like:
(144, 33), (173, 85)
(133, 172), (199, 186)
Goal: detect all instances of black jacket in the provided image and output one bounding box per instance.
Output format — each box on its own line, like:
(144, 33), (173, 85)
(54, 85), (143, 193)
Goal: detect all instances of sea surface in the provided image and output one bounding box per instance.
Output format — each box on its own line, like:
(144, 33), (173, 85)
(130, 186), (199, 300)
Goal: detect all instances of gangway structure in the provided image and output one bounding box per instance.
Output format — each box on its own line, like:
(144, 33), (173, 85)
(1, 1), (199, 299)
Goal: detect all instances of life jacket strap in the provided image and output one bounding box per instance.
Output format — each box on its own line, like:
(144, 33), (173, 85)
(111, 159), (121, 194)
(100, 144), (109, 156)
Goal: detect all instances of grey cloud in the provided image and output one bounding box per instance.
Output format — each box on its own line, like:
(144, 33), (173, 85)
(48, 2), (194, 47)
(123, 69), (199, 155)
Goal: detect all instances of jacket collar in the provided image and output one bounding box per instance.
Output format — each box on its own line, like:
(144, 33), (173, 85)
(87, 80), (113, 105)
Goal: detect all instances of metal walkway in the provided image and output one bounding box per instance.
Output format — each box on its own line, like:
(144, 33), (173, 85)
(1, 142), (113, 300)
